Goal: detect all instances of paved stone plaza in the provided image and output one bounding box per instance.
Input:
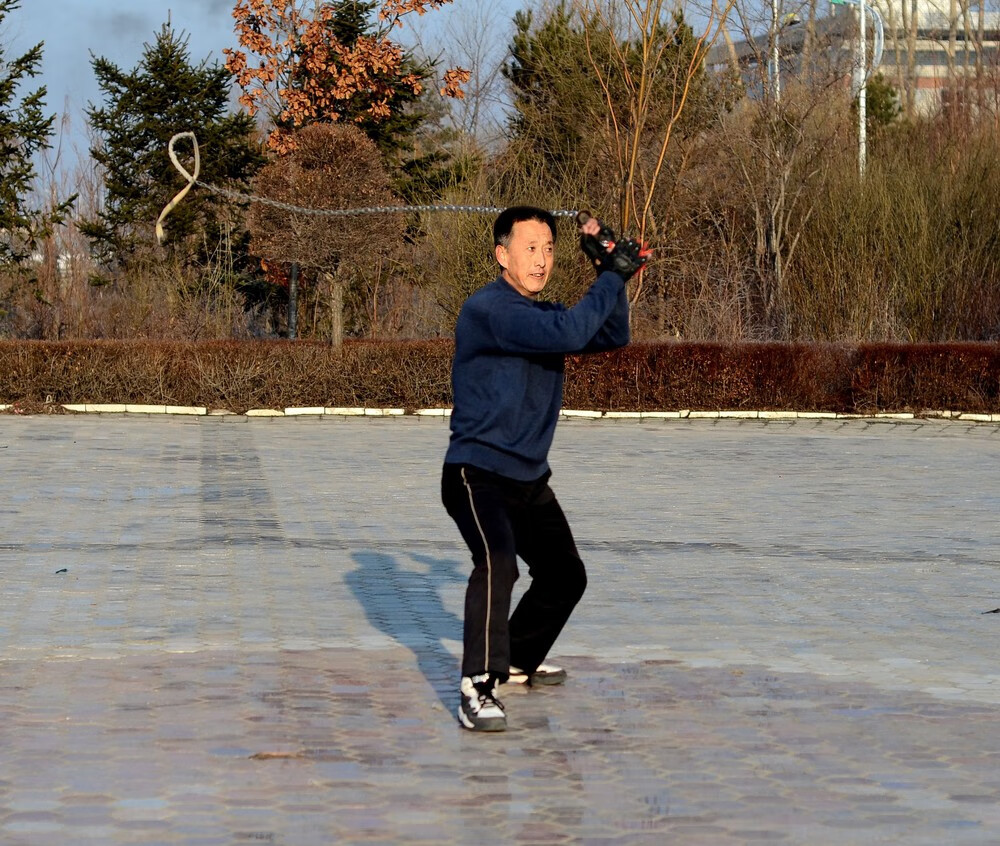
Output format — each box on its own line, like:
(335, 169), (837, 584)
(1, 414), (999, 845)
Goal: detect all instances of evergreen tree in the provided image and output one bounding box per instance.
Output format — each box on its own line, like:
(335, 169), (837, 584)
(504, 4), (726, 180)
(657, 10), (735, 134)
(83, 23), (264, 266)
(860, 73), (902, 136)
(501, 3), (735, 225)
(503, 3), (601, 189)
(0, 0), (74, 267)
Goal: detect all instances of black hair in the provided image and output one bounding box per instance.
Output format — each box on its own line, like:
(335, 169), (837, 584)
(493, 206), (557, 248)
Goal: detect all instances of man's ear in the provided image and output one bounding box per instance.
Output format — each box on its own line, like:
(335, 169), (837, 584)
(494, 243), (508, 269)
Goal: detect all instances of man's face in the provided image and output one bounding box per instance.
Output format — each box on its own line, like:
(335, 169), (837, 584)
(496, 219), (555, 298)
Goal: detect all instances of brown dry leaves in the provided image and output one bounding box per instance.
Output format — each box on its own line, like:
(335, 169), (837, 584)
(440, 66), (471, 99)
(225, 0), (468, 152)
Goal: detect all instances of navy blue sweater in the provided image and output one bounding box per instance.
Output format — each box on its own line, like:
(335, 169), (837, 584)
(445, 271), (630, 480)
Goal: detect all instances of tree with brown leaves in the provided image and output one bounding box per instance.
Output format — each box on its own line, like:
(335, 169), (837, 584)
(224, 0), (469, 155)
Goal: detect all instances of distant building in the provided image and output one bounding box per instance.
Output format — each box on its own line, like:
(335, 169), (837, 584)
(31, 250), (85, 276)
(709, 0), (1000, 113)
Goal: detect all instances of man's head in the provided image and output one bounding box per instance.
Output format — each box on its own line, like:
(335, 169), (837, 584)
(493, 206), (557, 298)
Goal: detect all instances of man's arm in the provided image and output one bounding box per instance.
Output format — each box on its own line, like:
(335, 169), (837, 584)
(575, 211), (646, 353)
(488, 272), (626, 355)
(581, 281), (629, 353)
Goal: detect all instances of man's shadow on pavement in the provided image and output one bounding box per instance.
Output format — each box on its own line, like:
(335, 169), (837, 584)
(346, 550), (466, 712)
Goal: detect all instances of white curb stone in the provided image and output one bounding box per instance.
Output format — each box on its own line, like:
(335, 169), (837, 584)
(86, 404), (128, 413)
(4, 403), (999, 426)
(325, 407), (366, 416)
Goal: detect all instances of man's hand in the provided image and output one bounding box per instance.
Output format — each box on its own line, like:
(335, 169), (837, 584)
(604, 238), (649, 281)
(576, 210), (651, 282)
(577, 210), (616, 266)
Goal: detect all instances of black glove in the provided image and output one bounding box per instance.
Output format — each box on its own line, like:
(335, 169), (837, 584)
(603, 237), (649, 282)
(577, 210), (650, 282)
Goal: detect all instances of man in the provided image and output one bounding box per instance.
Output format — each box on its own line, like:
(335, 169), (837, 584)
(441, 205), (648, 732)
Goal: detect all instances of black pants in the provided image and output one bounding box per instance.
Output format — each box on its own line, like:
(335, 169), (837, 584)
(441, 462), (587, 681)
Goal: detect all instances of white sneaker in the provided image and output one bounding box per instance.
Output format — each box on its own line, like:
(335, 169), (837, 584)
(458, 674), (507, 731)
(506, 663), (568, 686)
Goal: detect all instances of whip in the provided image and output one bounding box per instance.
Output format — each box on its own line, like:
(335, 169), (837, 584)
(156, 132), (580, 244)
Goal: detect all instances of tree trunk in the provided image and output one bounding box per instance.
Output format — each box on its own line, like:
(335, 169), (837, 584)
(906, 0), (918, 117)
(803, 0), (817, 84)
(288, 262), (299, 339)
(325, 271), (344, 348)
(948, 0), (958, 81)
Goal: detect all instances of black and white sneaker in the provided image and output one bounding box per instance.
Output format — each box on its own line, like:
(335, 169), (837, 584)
(458, 674), (507, 732)
(506, 663), (567, 686)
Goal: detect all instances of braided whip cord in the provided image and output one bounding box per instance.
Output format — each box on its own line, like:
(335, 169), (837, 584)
(156, 132), (580, 243)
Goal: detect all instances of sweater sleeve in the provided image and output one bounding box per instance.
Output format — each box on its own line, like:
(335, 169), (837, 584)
(487, 271), (626, 355)
(581, 279), (630, 353)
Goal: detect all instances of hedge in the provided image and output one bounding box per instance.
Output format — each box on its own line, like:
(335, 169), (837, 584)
(1, 340), (998, 415)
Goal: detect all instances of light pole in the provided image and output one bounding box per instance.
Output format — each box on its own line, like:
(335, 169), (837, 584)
(771, 0), (781, 104)
(832, 0), (884, 176)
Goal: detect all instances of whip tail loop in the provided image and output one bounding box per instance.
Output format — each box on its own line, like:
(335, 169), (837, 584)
(156, 132), (201, 244)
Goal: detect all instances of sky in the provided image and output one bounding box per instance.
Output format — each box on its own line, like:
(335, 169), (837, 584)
(8, 0), (239, 160)
(5, 0), (523, 169)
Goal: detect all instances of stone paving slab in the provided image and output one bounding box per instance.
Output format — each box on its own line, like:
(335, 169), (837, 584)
(1, 415), (999, 845)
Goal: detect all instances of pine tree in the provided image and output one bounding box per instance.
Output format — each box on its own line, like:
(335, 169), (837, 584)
(0, 0), (74, 267)
(859, 73), (902, 136)
(83, 23), (264, 266)
(500, 3), (628, 206)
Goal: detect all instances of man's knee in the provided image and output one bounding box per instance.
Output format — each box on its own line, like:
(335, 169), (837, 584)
(539, 555), (586, 606)
(567, 559), (587, 602)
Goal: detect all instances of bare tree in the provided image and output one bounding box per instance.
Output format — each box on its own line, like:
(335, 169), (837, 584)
(575, 0), (734, 233)
(401, 0), (514, 151)
(693, 0), (859, 335)
(567, 0), (736, 331)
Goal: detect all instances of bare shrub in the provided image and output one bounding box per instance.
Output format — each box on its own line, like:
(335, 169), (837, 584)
(249, 123), (408, 344)
(787, 120), (1000, 341)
